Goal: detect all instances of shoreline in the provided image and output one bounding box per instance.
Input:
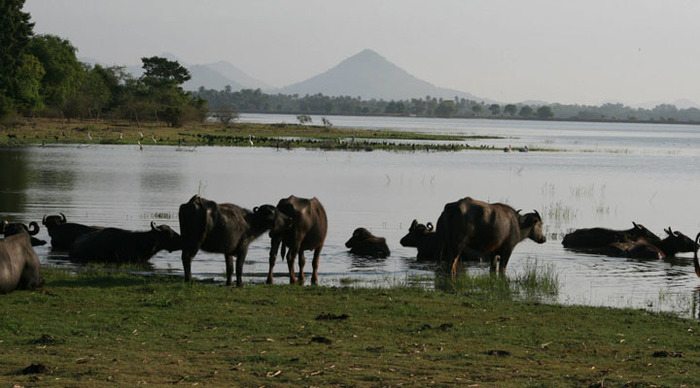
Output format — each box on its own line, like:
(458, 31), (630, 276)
(0, 118), (557, 152)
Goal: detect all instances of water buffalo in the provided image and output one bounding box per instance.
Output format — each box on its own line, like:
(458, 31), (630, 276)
(268, 195), (327, 285)
(42, 213), (102, 250)
(69, 222), (181, 263)
(0, 231), (44, 293)
(694, 233), (700, 277)
(436, 197), (546, 276)
(345, 227), (390, 258)
(1, 220), (46, 247)
(399, 220), (438, 261)
(596, 227), (698, 260)
(562, 222), (659, 249)
(179, 195), (287, 286)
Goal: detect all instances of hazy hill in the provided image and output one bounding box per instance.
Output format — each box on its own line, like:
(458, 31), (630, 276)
(204, 61), (269, 90)
(183, 64), (244, 91)
(279, 49), (484, 101)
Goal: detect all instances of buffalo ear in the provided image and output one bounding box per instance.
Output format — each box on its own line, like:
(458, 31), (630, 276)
(151, 221), (157, 231)
(632, 221), (639, 229)
(410, 219), (418, 230)
(664, 227), (672, 236)
(60, 212), (66, 223)
(253, 206), (259, 213)
(426, 222), (434, 231)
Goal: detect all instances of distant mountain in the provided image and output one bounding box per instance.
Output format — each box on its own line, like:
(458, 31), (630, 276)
(183, 64), (244, 91)
(634, 98), (700, 110)
(204, 61), (269, 90)
(279, 49), (485, 101)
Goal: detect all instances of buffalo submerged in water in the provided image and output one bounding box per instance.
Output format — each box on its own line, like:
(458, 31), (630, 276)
(42, 213), (102, 251)
(69, 222), (182, 263)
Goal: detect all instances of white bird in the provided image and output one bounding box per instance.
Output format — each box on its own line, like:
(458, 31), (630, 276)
(138, 140), (143, 151)
(151, 135), (157, 144)
(139, 131), (144, 139)
(248, 134), (254, 146)
(87, 132), (93, 141)
(119, 133), (123, 140)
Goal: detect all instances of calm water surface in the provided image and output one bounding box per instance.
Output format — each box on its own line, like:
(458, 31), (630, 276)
(2, 117), (700, 317)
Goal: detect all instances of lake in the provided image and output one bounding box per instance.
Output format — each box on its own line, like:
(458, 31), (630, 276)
(2, 115), (700, 317)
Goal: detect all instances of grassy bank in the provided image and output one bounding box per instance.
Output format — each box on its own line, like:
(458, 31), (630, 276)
(0, 118), (543, 152)
(1, 268), (698, 386)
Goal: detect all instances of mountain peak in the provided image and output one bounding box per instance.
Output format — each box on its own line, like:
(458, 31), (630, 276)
(280, 49), (482, 101)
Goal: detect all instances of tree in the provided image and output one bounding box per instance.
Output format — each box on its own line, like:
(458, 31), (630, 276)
(536, 106), (554, 119)
(0, 0), (34, 117)
(488, 104), (501, 116)
(13, 53), (45, 113)
(518, 105), (533, 117)
(213, 105), (238, 126)
(504, 104), (517, 116)
(434, 100), (456, 118)
(140, 56), (191, 87)
(26, 34), (84, 114)
(297, 114), (312, 125)
(471, 104), (483, 115)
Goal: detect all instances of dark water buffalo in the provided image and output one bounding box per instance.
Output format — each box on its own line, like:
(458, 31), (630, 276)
(597, 227), (698, 260)
(69, 222), (181, 263)
(345, 227), (390, 258)
(399, 220), (438, 261)
(694, 233), (700, 277)
(179, 195), (286, 286)
(42, 213), (102, 250)
(268, 195), (328, 285)
(0, 231), (44, 293)
(562, 222), (659, 249)
(1, 220), (46, 247)
(436, 197), (546, 275)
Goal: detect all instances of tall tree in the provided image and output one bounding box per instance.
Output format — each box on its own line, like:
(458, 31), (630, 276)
(0, 0), (34, 116)
(140, 56), (191, 87)
(503, 104), (517, 116)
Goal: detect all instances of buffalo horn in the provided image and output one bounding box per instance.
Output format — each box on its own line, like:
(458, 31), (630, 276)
(28, 221), (40, 235)
(533, 209), (541, 219)
(253, 206), (259, 213)
(42, 215), (47, 224)
(427, 222), (434, 231)
(60, 212), (66, 222)
(151, 221), (157, 230)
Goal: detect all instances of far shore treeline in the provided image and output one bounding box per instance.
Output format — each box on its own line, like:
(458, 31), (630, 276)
(3, 0), (700, 128)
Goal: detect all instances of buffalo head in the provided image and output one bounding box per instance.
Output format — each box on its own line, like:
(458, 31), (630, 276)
(345, 227), (373, 248)
(399, 219), (434, 247)
(151, 221), (182, 252)
(519, 210), (546, 244)
(253, 204), (291, 237)
(43, 213), (67, 228)
(631, 222), (660, 243)
(663, 227), (699, 254)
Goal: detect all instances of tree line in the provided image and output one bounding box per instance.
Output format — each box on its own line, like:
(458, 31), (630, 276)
(0, 0), (206, 126)
(198, 87), (700, 124)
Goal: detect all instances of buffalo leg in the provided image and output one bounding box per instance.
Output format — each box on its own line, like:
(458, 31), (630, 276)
(286, 243), (299, 285)
(181, 247), (198, 282)
(450, 256), (461, 279)
(311, 246), (322, 285)
(497, 249), (513, 274)
(235, 248), (247, 287)
(267, 237), (281, 284)
(225, 254), (234, 286)
(298, 250), (306, 285)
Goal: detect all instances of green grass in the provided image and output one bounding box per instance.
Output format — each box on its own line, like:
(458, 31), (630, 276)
(1, 268), (699, 386)
(0, 118), (565, 153)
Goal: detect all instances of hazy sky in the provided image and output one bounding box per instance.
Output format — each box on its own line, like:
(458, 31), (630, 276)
(24, 0), (700, 105)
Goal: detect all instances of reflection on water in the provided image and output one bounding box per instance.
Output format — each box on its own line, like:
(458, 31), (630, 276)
(2, 128), (700, 317)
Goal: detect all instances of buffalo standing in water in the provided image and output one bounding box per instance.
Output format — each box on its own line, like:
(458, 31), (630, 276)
(268, 195), (327, 285)
(179, 195), (287, 286)
(0, 231), (44, 293)
(42, 213), (102, 250)
(694, 233), (700, 277)
(70, 222), (181, 263)
(436, 197), (546, 276)
(345, 227), (390, 258)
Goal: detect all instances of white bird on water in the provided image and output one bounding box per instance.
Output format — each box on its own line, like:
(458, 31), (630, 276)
(248, 134), (254, 146)
(137, 140), (143, 151)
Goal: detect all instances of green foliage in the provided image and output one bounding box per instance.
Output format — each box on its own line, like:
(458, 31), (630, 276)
(0, 0), (34, 118)
(434, 100), (456, 117)
(536, 105), (554, 119)
(504, 103), (517, 116)
(26, 34), (84, 115)
(518, 105), (533, 117)
(140, 56), (191, 87)
(13, 53), (45, 112)
(488, 103), (501, 115)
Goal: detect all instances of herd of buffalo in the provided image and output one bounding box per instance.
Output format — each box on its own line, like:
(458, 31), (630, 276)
(2, 195), (700, 294)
